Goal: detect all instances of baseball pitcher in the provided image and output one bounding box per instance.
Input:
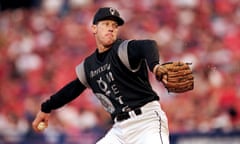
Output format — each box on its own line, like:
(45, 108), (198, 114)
(32, 7), (194, 144)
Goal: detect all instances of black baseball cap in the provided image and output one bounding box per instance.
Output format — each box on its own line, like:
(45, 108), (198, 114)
(93, 7), (124, 26)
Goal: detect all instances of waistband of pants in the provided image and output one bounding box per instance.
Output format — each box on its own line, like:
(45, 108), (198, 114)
(114, 100), (160, 123)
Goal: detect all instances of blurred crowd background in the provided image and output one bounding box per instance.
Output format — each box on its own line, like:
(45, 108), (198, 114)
(0, 0), (240, 143)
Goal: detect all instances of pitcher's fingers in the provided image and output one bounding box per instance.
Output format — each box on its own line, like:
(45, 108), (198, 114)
(32, 118), (42, 132)
(162, 75), (168, 84)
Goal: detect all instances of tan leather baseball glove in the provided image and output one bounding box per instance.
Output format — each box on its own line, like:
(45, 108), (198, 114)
(155, 61), (194, 93)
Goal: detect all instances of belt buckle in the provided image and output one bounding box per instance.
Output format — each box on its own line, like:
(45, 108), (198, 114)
(115, 108), (142, 122)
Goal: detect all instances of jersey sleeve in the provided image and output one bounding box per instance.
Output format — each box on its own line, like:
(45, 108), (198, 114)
(118, 40), (160, 72)
(41, 78), (86, 113)
(75, 61), (90, 87)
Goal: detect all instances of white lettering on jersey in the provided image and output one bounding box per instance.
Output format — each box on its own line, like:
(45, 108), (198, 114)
(94, 65), (129, 113)
(97, 77), (111, 96)
(90, 64), (111, 78)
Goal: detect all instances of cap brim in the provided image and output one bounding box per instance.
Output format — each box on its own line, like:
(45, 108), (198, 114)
(97, 16), (124, 26)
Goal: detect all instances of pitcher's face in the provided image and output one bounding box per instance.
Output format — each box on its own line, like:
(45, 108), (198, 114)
(92, 20), (119, 47)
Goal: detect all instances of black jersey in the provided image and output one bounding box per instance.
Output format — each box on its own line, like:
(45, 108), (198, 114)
(76, 39), (159, 118)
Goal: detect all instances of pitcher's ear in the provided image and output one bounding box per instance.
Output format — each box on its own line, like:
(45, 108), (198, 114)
(91, 25), (97, 34)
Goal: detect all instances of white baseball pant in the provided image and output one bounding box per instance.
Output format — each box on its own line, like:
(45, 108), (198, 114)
(96, 100), (169, 144)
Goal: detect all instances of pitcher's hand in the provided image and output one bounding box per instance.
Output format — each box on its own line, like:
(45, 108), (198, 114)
(32, 111), (50, 132)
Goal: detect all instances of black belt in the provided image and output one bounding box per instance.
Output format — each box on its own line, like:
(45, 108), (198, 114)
(115, 108), (142, 122)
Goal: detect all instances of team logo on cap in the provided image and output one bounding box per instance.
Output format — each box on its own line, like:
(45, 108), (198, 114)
(109, 8), (116, 15)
